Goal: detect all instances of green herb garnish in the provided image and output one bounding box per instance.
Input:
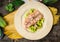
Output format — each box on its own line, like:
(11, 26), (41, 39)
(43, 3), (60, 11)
(12, 0), (25, 6)
(5, 3), (14, 12)
(5, 0), (25, 12)
(43, 0), (58, 5)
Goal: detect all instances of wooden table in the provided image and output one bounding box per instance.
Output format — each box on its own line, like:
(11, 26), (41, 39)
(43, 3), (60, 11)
(0, 0), (60, 42)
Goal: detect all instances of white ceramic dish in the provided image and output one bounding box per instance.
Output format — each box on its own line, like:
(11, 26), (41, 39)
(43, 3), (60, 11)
(14, 1), (53, 40)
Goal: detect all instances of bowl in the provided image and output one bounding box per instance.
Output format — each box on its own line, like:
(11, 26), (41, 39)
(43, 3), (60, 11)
(14, 1), (53, 40)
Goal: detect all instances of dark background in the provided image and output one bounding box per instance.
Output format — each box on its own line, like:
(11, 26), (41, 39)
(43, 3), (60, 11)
(0, 0), (60, 42)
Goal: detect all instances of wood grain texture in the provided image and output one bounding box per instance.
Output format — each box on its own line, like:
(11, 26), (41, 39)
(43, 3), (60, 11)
(0, 0), (60, 42)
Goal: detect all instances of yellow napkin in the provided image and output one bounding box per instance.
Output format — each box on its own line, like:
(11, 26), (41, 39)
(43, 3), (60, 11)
(49, 7), (60, 25)
(4, 10), (23, 39)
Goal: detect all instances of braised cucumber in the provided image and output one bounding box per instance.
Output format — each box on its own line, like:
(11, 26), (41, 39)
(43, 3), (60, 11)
(27, 25), (37, 33)
(0, 16), (7, 28)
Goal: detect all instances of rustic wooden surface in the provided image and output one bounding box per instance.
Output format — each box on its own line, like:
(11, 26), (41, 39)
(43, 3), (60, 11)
(0, 0), (60, 42)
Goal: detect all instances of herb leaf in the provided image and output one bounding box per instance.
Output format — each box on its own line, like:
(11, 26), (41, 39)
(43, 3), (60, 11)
(5, 3), (14, 12)
(12, 0), (25, 6)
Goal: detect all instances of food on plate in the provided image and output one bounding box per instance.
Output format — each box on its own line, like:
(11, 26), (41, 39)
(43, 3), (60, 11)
(49, 7), (60, 25)
(24, 9), (44, 32)
(0, 16), (7, 28)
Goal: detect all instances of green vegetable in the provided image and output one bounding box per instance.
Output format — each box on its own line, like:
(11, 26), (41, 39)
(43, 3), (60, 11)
(40, 18), (44, 24)
(29, 9), (35, 13)
(12, 0), (25, 6)
(36, 20), (42, 28)
(5, 0), (24, 12)
(36, 18), (44, 28)
(0, 16), (7, 28)
(5, 3), (14, 12)
(27, 26), (37, 32)
(43, 0), (58, 5)
(27, 18), (44, 33)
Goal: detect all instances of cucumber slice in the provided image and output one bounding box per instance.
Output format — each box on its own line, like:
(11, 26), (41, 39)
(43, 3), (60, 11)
(0, 16), (7, 28)
(27, 26), (37, 33)
(36, 18), (44, 28)
(36, 20), (42, 28)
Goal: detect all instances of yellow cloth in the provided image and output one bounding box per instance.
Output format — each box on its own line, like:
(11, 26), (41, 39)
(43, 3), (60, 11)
(49, 7), (60, 25)
(4, 10), (23, 39)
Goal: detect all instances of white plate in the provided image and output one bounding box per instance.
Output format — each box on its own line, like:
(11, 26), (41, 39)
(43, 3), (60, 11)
(14, 1), (53, 40)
